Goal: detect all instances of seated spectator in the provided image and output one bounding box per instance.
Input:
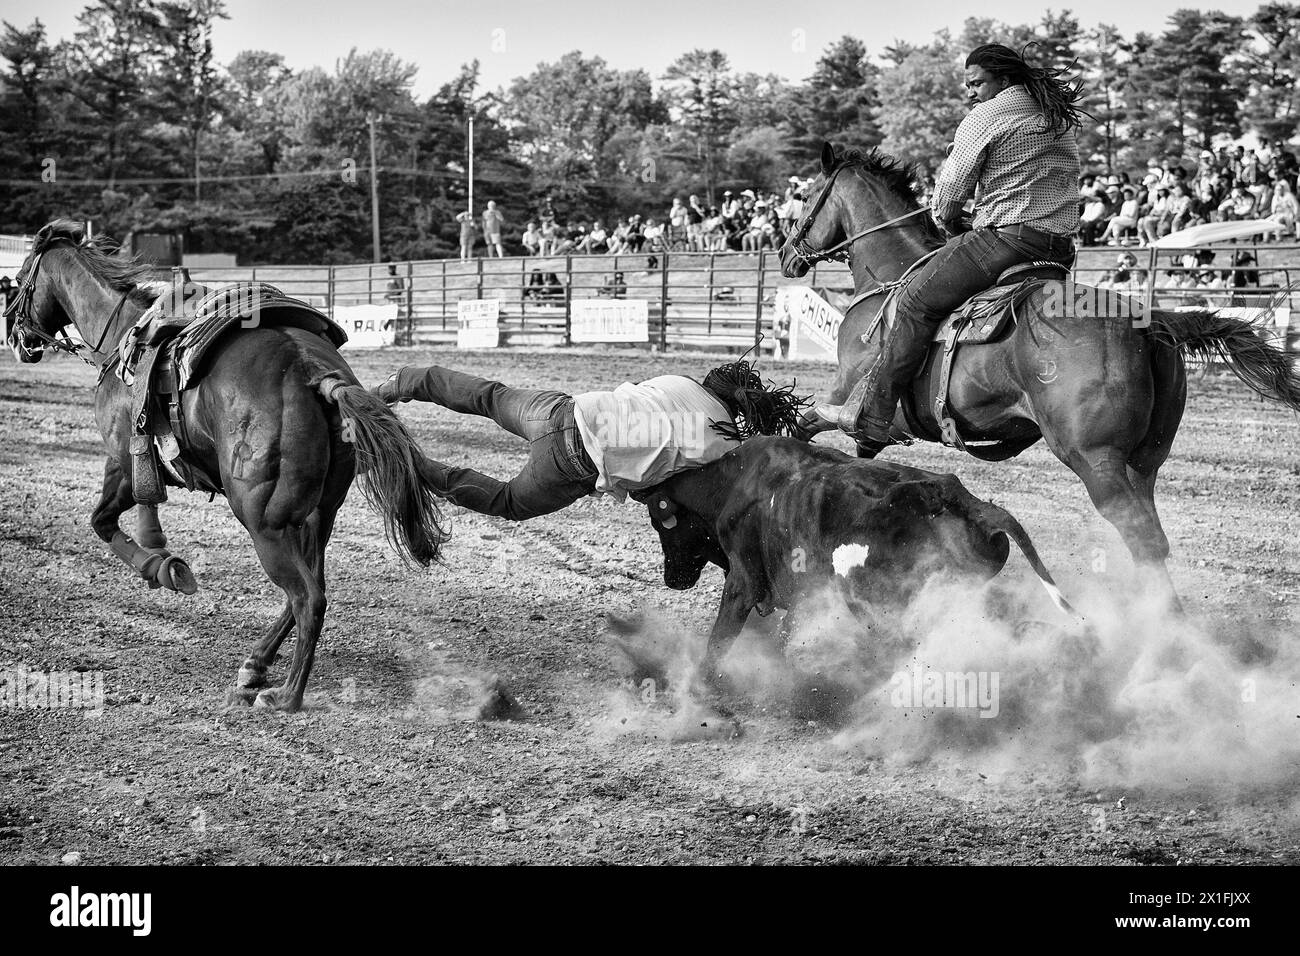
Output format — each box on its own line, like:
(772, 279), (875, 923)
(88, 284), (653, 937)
(539, 218), (560, 256)
(742, 204), (776, 251)
(1167, 183), (1194, 233)
(1216, 185), (1257, 222)
(607, 218), (631, 255)
(1140, 185), (1169, 243)
(1101, 186), (1140, 244)
(596, 271), (627, 298)
(1079, 189), (1113, 246)
(702, 207), (725, 252)
(625, 215), (645, 253)
(523, 270), (564, 300)
(1268, 179), (1299, 238)
(642, 217), (664, 268)
(1101, 251), (1147, 292)
(577, 220), (608, 254)
(521, 220), (542, 256)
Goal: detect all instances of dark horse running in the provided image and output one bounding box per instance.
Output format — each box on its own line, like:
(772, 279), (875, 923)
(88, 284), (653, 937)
(6, 221), (449, 711)
(781, 144), (1300, 608)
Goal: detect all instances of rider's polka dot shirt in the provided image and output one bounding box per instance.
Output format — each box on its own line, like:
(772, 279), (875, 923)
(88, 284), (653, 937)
(931, 85), (1081, 237)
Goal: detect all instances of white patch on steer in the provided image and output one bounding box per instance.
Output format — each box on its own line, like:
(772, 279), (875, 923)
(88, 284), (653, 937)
(831, 543), (871, 577)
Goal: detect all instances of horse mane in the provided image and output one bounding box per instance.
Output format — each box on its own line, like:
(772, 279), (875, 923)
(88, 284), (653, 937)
(832, 146), (946, 247)
(32, 219), (158, 303)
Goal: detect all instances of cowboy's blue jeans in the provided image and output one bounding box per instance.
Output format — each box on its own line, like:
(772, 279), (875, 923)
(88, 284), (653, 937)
(375, 366), (598, 520)
(853, 226), (1075, 439)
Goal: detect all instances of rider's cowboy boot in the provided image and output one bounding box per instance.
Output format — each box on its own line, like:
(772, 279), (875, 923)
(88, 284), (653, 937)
(816, 307), (942, 447)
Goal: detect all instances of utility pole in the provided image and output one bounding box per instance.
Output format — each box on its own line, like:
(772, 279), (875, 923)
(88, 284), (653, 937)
(467, 114), (475, 218)
(368, 112), (381, 263)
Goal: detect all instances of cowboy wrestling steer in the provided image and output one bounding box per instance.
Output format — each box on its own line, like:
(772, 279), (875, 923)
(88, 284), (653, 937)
(638, 436), (1075, 683)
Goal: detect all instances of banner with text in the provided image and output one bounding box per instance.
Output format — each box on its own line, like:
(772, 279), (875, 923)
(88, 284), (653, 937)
(570, 299), (649, 343)
(773, 286), (842, 361)
(457, 298), (501, 349)
(335, 303), (397, 349)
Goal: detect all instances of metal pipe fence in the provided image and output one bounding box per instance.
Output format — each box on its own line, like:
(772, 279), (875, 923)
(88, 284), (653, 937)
(96, 242), (1300, 353)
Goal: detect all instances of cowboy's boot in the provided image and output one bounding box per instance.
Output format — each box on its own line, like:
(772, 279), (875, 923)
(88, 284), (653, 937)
(815, 309), (941, 449)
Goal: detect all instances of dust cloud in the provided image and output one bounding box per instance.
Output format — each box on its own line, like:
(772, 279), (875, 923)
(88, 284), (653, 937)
(601, 572), (1300, 792)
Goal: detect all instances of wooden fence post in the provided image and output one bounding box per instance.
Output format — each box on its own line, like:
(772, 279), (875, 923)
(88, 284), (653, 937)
(754, 249), (766, 353)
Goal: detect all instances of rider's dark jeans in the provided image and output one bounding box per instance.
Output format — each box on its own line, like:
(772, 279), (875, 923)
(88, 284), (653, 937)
(376, 366), (598, 521)
(854, 225), (1076, 437)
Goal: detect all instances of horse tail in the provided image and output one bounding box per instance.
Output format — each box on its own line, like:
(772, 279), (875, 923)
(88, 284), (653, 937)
(313, 374), (450, 567)
(1146, 307), (1300, 410)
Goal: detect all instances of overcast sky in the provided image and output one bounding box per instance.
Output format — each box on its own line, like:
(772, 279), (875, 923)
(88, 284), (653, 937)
(4, 0), (1269, 97)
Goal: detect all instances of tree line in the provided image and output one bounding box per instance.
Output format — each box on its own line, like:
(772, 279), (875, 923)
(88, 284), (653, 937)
(1, 1), (1297, 263)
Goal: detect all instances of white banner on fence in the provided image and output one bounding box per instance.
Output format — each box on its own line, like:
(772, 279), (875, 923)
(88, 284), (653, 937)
(773, 286), (841, 361)
(457, 298), (501, 348)
(570, 299), (649, 343)
(335, 303), (397, 349)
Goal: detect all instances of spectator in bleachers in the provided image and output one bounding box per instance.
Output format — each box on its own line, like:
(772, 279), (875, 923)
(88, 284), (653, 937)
(625, 215), (646, 253)
(577, 219), (608, 254)
(1167, 182), (1194, 234)
(1100, 185), (1140, 244)
(702, 206), (726, 252)
(667, 197), (689, 248)
(1140, 186), (1171, 243)
(606, 218), (631, 255)
(521, 220), (542, 256)
(539, 217), (560, 256)
(1268, 180), (1298, 238)
(687, 195), (706, 251)
(1216, 184), (1257, 221)
(1079, 187), (1113, 246)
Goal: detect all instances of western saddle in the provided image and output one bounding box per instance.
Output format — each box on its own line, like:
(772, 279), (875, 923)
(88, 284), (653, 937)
(108, 282), (348, 504)
(866, 260), (1072, 461)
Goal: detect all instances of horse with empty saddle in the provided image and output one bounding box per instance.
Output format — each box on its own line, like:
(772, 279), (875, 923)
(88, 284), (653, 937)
(780, 144), (1300, 608)
(5, 220), (448, 711)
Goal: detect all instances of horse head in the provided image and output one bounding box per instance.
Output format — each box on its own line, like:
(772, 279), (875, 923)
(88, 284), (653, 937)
(5, 220), (92, 363)
(6, 220), (154, 365)
(779, 143), (941, 282)
(779, 143), (853, 278)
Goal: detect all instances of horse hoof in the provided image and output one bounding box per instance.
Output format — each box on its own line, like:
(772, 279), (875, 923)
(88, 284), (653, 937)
(237, 661), (268, 689)
(253, 687), (301, 713)
(158, 556), (199, 594)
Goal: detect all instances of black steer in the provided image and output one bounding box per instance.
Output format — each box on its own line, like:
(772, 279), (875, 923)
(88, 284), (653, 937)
(638, 436), (1075, 683)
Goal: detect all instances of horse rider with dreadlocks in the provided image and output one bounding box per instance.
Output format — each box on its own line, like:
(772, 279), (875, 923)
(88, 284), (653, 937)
(818, 43), (1086, 453)
(372, 361), (809, 520)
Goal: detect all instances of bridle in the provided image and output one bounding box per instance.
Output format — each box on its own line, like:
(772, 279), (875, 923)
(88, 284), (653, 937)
(786, 163), (931, 269)
(4, 239), (133, 371)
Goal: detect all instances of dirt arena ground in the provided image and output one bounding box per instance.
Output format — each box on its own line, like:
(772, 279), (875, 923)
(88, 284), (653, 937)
(1, 345), (1298, 865)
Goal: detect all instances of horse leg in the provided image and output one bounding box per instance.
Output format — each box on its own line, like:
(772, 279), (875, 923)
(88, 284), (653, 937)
(1066, 449), (1182, 612)
(237, 520), (325, 713)
(1123, 348), (1188, 611)
(92, 458), (198, 594)
(232, 506), (337, 695)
